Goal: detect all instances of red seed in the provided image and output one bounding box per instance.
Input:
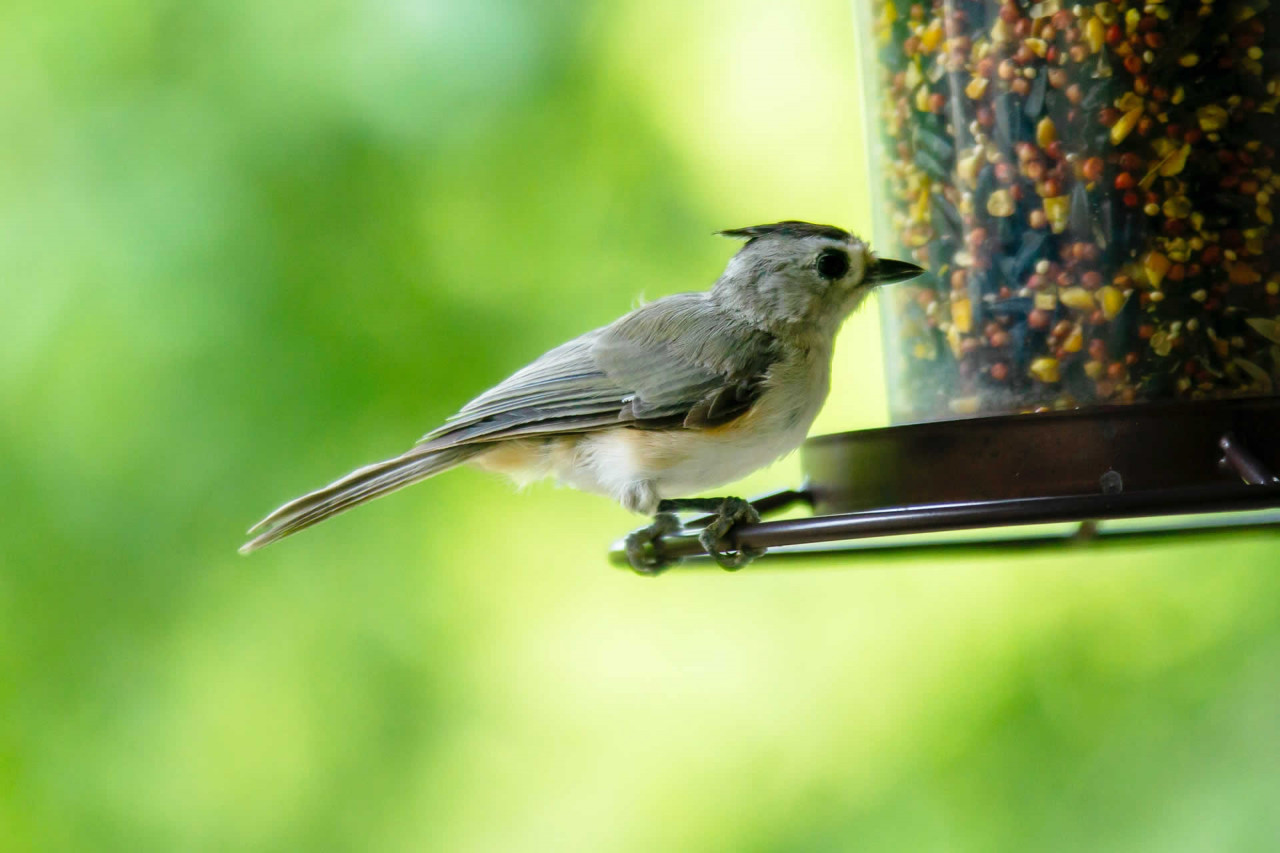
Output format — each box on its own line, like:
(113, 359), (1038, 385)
(1082, 270), (1103, 289)
(990, 362), (1009, 382)
(1082, 157), (1105, 182)
(1098, 107), (1121, 127)
(1119, 153), (1144, 172)
(1123, 54), (1143, 75)
(1029, 309), (1051, 330)
(1089, 339), (1107, 361)
(1106, 24), (1122, 45)
(1114, 172), (1136, 190)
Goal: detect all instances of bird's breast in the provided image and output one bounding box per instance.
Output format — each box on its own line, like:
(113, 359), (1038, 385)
(612, 344), (831, 498)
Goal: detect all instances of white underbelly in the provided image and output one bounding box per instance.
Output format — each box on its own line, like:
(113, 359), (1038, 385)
(476, 345), (831, 513)
(569, 380), (823, 507)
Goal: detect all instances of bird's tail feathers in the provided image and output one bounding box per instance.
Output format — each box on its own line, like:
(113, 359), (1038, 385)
(240, 445), (480, 553)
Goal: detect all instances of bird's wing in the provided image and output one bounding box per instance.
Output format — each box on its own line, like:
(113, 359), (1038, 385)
(418, 294), (780, 450)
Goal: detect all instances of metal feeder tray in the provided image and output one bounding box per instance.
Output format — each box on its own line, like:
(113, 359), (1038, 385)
(608, 397), (1280, 568)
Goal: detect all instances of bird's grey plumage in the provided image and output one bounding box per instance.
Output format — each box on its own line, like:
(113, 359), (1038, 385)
(241, 221), (922, 556)
(420, 295), (780, 449)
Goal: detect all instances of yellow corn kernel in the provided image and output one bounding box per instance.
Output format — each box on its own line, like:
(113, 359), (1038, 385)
(1144, 251), (1172, 287)
(1099, 285), (1127, 320)
(1110, 106), (1144, 144)
(951, 296), (973, 333)
(1030, 357), (1061, 383)
(1060, 287), (1097, 311)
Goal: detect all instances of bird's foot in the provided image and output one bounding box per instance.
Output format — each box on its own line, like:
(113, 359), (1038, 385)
(624, 512), (683, 576)
(697, 497), (765, 570)
(657, 496), (766, 570)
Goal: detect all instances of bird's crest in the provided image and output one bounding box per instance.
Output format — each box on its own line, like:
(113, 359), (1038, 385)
(717, 221), (851, 243)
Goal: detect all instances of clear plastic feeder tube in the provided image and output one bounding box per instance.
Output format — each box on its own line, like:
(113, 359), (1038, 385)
(859, 0), (1280, 423)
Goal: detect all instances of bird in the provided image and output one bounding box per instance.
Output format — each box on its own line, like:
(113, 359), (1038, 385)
(240, 221), (922, 572)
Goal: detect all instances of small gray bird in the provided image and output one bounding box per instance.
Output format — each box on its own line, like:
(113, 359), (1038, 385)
(241, 221), (921, 571)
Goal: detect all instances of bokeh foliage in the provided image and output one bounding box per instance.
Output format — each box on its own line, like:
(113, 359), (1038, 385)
(2, 0), (1278, 850)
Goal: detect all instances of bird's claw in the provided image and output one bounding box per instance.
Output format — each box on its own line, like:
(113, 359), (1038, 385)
(699, 497), (766, 571)
(624, 512), (683, 575)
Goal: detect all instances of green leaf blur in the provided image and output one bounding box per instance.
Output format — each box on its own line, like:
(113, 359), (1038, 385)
(2, 0), (1278, 850)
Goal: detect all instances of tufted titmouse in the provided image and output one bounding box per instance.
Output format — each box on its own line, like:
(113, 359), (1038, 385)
(241, 221), (921, 572)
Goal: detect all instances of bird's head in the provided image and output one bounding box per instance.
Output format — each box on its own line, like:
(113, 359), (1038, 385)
(712, 221), (922, 338)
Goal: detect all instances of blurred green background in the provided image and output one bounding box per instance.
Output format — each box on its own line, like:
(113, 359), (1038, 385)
(3, 0), (1279, 850)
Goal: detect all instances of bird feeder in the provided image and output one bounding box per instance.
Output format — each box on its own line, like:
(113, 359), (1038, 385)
(611, 1), (1280, 568)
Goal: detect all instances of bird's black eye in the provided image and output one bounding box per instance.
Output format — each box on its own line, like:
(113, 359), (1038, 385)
(815, 248), (850, 280)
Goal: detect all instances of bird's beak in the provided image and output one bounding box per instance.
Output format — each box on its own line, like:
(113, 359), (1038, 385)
(865, 257), (925, 285)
